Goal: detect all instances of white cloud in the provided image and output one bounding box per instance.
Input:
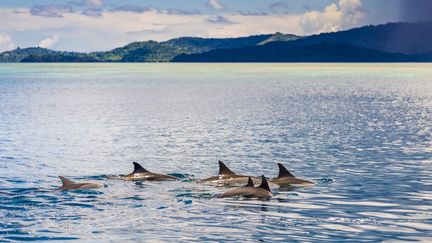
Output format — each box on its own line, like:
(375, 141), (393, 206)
(300, 0), (365, 35)
(206, 15), (235, 24)
(339, 0), (362, 12)
(339, 0), (364, 26)
(0, 33), (15, 52)
(38, 34), (59, 48)
(206, 0), (225, 10)
(30, 4), (74, 18)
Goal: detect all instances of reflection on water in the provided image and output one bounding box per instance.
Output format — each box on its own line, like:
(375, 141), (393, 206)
(0, 63), (431, 241)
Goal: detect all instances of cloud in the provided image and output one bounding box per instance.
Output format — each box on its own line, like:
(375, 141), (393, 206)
(30, 4), (74, 18)
(339, 0), (363, 12)
(30, 2), (106, 18)
(269, 2), (290, 10)
(113, 5), (151, 13)
(38, 34), (59, 48)
(206, 0), (225, 11)
(127, 29), (167, 35)
(339, 0), (365, 25)
(300, 0), (365, 34)
(164, 9), (201, 15)
(0, 33), (15, 52)
(238, 11), (268, 16)
(82, 8), (102, 17)
(206, 15), (235, 24)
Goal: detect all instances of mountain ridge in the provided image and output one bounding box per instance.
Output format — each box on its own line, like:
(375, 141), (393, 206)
(173, 43), (431, 62)
(1, 33), (300, 63)
(1, 22), (431, 62)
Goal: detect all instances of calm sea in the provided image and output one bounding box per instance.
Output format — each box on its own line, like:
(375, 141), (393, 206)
(0, 63), (431, 242)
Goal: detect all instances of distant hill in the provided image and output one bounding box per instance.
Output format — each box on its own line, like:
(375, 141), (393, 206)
(89, 33), (300, 62)
(257, 33), (299, 45)
(173, 43), (431, 62)
(0, 47), (58, 62)
(90, 35), (283, 62)
(1, 22), (432, 62)
(0, 47), (97, 63)
(174, 22), (432, 62)
(21, 54), (98, 62)
(164, 35), (281, 52)
(0, 33), (300, 63)
(268, 22), (432, 54)
(91, 40), (180, 62)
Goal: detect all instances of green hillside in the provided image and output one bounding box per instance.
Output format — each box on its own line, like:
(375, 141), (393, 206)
(0, 33), (300, 62)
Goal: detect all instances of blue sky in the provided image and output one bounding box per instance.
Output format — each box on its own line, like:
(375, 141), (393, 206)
(0, 0), (415, 52)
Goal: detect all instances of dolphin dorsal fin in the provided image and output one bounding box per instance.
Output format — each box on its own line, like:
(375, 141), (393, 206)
(277, 163), (295, 178)
(258, 175), (271, 192)
(132, 162), (149, 174)
(245, 177), (254, 187)
(218, 161), (235, 175)
(59, 176), (75, 186)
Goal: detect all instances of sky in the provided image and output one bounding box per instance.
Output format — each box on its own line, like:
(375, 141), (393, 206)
(0, 0), (428, 52)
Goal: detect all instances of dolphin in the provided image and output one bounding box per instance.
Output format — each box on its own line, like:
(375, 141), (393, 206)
(270, 163), (315, 186)
(58, 176), (102, 190)
(218, 175), (273, 200)
(200, 161), (261, 186)
(120, 162), (177, 181)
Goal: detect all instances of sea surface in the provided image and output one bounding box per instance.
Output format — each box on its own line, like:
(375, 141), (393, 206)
(0, 63), (431, 242)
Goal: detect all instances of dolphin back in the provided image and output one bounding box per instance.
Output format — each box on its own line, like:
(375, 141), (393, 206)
(59, 176), (75, 187)
(277, 163), (295, 178)
(58, 176), (102, 190)
(245, 177), (254, 187)
(132, 162), (150, 174)
(258, 175), (271, 192)
(218, 161), (235, 176)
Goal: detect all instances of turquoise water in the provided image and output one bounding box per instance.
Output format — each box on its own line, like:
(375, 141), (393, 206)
(0, 63), (431, 242)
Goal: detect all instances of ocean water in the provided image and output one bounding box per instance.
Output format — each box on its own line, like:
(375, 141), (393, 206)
(0, 63), (431, 242)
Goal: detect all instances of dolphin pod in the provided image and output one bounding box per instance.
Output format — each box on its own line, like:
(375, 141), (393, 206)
(57, 161), (315, 200)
